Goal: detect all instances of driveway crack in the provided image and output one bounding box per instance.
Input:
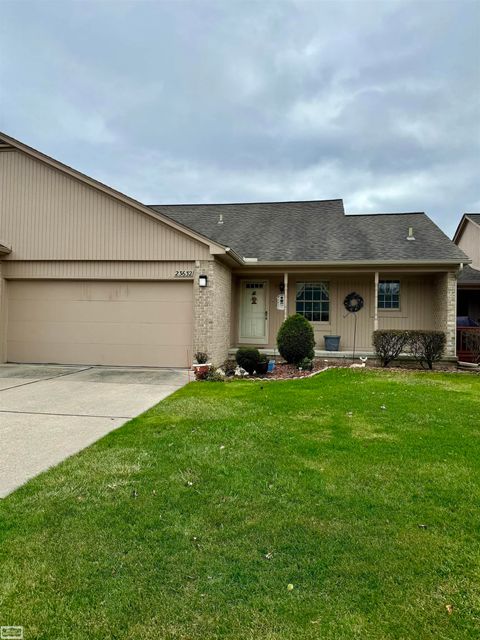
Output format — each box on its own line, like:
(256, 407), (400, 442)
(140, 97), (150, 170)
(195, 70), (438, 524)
(0, 409), (130, 419)
(0, 366), (94, 393)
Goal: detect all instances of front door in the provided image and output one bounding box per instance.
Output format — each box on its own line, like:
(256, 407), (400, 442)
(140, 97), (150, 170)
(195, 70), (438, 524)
(239, 281), (268, 344)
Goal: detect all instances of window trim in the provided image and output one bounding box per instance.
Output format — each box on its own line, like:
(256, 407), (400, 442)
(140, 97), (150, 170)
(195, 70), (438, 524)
(295, 281), (330, 323)
(378, 279), (401, 311)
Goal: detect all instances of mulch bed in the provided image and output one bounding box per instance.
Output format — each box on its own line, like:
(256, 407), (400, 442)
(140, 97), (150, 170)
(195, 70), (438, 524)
(253, 361), (329, 380)
(242, 361), (477, 380)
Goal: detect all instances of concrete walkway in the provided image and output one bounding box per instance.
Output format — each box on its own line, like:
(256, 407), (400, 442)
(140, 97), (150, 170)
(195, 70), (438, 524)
(0, 364), (190, 498)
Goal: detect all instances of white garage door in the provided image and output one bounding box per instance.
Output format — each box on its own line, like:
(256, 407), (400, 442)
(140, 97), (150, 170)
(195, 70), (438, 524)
(7, 280), (193, 367)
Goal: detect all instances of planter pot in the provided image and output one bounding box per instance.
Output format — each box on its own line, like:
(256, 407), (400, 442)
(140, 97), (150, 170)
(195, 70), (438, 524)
(192, 363), (211, 379)
(324, 335), (341, 351)
(256, 360), (269, 375)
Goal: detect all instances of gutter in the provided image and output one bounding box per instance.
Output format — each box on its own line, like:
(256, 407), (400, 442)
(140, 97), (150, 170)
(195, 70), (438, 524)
(224, 247), (245, 265)
(233, 258), (471, 267)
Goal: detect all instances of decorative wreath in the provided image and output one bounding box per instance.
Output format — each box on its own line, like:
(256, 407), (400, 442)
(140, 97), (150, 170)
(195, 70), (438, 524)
(344, 291), (364, 313)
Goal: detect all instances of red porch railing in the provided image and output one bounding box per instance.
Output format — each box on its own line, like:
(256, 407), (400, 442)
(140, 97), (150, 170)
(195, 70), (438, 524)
(457, 327), (480, 362)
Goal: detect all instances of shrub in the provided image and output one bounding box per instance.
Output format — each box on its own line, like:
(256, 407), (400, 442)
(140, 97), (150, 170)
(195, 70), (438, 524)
(222, 359), (237, 377)
(298, 357), (313, 371)
(277, 314), (315, 364)
(235, 347), (261, 374)
(205, 365), (224, 381)
(372, 330), (410, 367)
(408, 330), (446, 370)
(194, 351), (209, 364)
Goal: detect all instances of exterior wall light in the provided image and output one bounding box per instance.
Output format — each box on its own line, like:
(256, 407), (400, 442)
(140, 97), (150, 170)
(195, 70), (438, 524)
(198, 275), (208, 287)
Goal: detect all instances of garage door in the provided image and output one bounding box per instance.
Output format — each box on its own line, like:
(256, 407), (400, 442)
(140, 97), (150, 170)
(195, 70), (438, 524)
(7, 280), (193, 367)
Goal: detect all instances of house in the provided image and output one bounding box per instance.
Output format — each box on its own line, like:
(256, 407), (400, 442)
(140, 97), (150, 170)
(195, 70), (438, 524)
(0, 131), (469, 367)
(453, 214), (480, 361)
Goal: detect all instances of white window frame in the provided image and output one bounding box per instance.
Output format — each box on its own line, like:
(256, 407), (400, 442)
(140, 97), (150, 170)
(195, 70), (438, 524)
(378, 279), (401, 311)
(295, 281), (330, 323)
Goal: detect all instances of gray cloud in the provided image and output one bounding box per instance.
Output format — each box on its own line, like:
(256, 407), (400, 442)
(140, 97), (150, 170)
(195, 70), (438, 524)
(1, 0), (479, 235)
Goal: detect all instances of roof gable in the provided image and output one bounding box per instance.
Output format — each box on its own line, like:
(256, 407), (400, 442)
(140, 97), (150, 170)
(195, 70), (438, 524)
(0, 131), (225, 254)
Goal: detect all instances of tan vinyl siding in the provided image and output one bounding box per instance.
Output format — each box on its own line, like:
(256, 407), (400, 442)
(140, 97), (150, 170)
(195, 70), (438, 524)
(232, 273), (436, 351)
(2, 260), (196, 280)
(7, 280), (193, 367)
(0, 151), (210, 261)
(457, 219), (480, 268)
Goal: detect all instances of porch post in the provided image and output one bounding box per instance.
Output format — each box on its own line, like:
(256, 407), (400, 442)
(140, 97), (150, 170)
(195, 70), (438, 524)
(284, 272), (289, 320)
(374, 271), (379, 332)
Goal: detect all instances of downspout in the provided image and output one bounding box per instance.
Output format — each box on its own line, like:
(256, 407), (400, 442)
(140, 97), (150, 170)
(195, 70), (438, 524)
(374, 271), (379, 332)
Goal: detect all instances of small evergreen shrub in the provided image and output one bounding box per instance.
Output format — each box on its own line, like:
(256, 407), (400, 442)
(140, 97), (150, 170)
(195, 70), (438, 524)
(205, 365), (224, 381)
(277, 314), (315, 364)
(298, 357), (313, 371)
(408, 330), (446, 370)
(372, 330), (410, 367)
(222, 359), (237, 377)
(235, 347), (261, 374)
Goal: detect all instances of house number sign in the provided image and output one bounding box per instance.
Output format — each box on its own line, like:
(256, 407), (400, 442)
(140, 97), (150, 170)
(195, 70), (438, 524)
(174, 270), (194, 278)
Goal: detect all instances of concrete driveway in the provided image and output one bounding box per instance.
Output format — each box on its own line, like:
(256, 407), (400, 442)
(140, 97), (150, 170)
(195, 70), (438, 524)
(0, 364), (190, 498)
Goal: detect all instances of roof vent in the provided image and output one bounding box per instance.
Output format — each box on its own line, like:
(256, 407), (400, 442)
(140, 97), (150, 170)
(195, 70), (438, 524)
(218, 214), (224, 225)
(406, 226), (415, 241)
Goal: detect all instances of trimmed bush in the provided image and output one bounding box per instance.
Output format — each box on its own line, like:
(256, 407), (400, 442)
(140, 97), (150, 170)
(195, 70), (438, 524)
(277, 314), (315, 364)
(235, 347), (262, 375)
(372, 330), (410, 367)
(408, 330), (446, 370)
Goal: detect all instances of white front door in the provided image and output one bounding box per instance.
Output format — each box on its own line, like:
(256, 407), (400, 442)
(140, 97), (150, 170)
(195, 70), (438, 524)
(239, 281), (268, 344)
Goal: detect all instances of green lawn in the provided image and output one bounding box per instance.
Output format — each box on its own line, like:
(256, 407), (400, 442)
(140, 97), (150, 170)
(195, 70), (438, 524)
(1, 369), (479, 639)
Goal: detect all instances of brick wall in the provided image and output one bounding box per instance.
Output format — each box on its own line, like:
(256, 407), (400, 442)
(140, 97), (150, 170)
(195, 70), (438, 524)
(432, 271), (457, 357)
(193, 259), (232, 365)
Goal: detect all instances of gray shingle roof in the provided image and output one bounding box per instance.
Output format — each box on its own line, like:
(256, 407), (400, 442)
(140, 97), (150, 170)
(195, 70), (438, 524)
(458, 265), (480, 284)
(149, 199), (468, 263)
(466, 214), (480, 226)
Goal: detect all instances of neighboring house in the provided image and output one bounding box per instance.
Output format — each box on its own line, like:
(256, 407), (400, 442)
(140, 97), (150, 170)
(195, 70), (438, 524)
(0, 132), (469, 367)
(453, 214), (480, 361)
(453, 214), (480, 323)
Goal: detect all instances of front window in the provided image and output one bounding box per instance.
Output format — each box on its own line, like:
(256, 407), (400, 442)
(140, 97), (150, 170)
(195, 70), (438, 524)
(378, 280), (400, 309)
(296, 282), (329, 322)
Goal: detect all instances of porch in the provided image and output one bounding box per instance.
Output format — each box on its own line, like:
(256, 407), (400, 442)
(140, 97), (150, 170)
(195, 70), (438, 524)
(229, 268), (457, 358)
(457, 265), (480, 362)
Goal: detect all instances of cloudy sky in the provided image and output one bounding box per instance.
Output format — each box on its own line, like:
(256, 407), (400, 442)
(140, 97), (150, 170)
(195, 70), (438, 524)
(1, 0), (479, 236)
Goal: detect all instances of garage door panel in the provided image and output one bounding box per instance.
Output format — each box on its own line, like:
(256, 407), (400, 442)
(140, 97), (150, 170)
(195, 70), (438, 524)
(8, 320), (193, 346)
(9, 299), (193, 324)
(9, 281), (192, 302)
(7, 281), (193, 367)
(7, 341), (191, 368)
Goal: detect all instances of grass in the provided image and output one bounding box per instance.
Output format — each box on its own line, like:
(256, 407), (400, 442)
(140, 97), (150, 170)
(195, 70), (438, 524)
(0, 368), (479, 639)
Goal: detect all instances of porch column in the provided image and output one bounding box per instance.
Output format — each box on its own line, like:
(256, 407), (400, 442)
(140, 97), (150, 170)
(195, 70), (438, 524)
(284, 272), (289, 320)
(374, 271), (379, 332)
